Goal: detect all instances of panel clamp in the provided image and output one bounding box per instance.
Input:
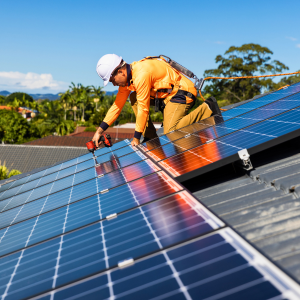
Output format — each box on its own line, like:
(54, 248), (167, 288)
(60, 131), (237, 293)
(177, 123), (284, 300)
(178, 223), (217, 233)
(97, 174), (104, 178)
(118, 258), (134, 269)
(106, 213), (117, 220)
(237, 149), (253, 171)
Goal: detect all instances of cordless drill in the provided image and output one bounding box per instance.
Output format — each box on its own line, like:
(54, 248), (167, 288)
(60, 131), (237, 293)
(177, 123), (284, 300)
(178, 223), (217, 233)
(86, 134), (112, 154)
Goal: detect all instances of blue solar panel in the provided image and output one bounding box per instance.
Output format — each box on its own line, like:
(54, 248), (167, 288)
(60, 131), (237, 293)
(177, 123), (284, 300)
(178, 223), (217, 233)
(0, 191), (223, 299)
(0, 171), (182, 256)
(222, 82), (300, 120)
(0, 140), (131, 196)
(0, 159), (160, 230)
(1, 84), (300, 300)
(146, 92), (300, 161)
(0, 149), (143, 206)
(159, 107), (300, 177)
(30, 228), (300, 300)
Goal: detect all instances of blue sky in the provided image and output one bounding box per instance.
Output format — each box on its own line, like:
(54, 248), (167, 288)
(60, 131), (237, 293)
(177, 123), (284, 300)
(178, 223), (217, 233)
(1, 0), (299, 94)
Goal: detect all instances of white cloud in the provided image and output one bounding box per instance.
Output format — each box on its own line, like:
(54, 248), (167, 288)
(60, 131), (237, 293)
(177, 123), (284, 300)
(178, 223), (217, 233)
(0, 71), (68, 91)
(297, 44), (300, 48)
(286, 36), (297, 41)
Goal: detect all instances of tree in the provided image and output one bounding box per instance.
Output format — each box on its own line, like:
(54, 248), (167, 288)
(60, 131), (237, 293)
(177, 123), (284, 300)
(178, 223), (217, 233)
(273, 71), (300, 89)
(0, 110), (40, 143)
(203, 44), (289, 103)
(0, 95), (5, 105)
(6, 92), (34, 104)
(36, 100), (74, 136)
(0, 161), (22, 180)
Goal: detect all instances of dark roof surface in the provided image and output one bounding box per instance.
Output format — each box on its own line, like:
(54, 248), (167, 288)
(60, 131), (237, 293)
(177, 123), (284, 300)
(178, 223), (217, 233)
(189, 137), (300, 282)
(0, 144), (87, 174)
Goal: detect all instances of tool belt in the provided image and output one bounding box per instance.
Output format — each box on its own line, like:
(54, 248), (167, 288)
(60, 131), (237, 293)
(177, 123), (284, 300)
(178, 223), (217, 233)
(153, 89), (197, 112)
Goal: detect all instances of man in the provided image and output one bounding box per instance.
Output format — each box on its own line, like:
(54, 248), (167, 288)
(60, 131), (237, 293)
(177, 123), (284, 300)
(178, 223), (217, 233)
(93, 54), (221, 147)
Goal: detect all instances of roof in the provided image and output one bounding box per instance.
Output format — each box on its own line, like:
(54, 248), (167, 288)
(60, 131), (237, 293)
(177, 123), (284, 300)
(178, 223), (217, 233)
(0, 144), (87, 174)
(189, 136), (300, 282)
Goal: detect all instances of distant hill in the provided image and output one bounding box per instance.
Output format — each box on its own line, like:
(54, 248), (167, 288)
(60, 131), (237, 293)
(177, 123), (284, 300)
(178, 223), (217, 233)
(0, 91), (61, 100)
(0, 91), (10, 97)
(0, 90), (119, 100)
(105, 90), (118, 95)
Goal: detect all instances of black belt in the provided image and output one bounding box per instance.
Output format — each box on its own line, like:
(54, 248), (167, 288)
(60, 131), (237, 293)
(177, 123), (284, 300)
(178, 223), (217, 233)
(154, 89), (197, 112)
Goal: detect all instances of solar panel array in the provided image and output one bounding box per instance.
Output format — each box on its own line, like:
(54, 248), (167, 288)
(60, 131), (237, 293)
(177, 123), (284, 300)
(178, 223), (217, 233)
(1, 83), (300, 299)
(139, 83), (300, 180)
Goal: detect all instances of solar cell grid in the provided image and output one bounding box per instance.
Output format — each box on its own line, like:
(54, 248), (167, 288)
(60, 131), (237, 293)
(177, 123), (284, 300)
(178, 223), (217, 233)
(146, 93), (300, 162)
(140, 116), (223, 152)
(0, 140), (131, 195)
(159, 107), (300, 179)
(0, 148), (143, 207)
(0, 191), (223, 300)
(0, 171), (182, 257)
(30, 228), (300, 300)
(0, 159), (160, 230)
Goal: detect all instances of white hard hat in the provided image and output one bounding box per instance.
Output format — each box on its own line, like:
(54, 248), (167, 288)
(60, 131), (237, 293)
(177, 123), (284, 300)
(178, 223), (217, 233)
(96, 54), (122, 86)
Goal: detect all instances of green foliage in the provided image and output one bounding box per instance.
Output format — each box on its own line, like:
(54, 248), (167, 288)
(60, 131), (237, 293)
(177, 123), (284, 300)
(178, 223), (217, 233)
(84, 126), (97, 132)
(203, 43), (289, 103)
(0, 161), (22, 180)
(0, 110), (40, 143)
(0, 95), (5, 105)
(6, 92), (34, 104)
(273, 70), (300, 89)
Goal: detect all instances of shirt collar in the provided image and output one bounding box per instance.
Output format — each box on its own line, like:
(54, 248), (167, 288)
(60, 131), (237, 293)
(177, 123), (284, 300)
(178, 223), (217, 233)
(127, 64), (132, 86)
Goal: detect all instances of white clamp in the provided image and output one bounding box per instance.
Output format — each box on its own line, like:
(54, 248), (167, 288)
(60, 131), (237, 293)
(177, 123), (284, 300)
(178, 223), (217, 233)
(237, 149), (253, 170)
(118, 258), (134, 269)
(106, 213), (117, 220)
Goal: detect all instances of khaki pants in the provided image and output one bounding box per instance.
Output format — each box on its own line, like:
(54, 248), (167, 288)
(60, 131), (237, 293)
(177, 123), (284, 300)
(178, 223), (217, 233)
(163, 101), (212, 134)
(130, 92), (212, 138)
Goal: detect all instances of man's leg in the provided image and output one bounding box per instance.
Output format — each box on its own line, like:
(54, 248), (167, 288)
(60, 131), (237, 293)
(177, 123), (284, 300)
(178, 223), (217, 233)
(163, 101), (212, 134)
(129, 92), (158, 140)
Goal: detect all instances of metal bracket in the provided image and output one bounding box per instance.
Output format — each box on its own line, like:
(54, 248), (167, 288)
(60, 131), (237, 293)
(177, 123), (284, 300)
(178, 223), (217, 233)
(97, 174), (104, 178)
(206, 139), (213, 144)
(237, 149), (253, 171)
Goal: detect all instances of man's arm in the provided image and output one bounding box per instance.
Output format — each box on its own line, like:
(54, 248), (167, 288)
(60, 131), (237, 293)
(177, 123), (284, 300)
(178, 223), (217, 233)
(131, 72), (152, 146)
(92, 86), (130, 147)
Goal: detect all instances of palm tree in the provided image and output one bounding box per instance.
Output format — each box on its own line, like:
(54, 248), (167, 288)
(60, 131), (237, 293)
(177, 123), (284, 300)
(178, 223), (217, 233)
(59, 90), (72, 120)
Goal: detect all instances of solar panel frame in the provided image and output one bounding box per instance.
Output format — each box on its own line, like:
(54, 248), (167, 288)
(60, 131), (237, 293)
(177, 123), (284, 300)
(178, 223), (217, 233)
(154, 106), (300, 182)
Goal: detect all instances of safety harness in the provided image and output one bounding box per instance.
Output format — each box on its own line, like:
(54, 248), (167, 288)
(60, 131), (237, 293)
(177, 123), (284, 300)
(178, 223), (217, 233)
(141, 55), (199, 112)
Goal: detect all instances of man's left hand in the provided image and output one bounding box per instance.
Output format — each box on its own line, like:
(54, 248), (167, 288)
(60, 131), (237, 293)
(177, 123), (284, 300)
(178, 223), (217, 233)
(131, 137), (140, 147)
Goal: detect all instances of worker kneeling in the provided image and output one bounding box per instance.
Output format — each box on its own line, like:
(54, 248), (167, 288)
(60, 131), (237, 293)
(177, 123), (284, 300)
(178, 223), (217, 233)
(92, 54), (221, 147)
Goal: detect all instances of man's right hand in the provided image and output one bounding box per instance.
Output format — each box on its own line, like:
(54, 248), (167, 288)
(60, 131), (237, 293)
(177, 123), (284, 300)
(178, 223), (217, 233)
(92, 127), (104, 148)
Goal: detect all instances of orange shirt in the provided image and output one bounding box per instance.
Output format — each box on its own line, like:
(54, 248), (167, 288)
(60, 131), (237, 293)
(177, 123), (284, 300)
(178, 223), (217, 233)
(103, 58), (197, 135)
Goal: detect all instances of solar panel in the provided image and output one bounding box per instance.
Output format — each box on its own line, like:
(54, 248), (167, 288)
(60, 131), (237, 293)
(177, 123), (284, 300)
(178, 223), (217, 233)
(0, 191), (223, 299)
(30, 228), (300, 300)
(0, 140), (132, 196)
(158, 106), (300, 181)
(222, 81), (300, 120)
(0, 159), (160, 230)
(1, 85), (300, 300)
(0, 147), (142, 204)
(0, 171), (182, 256)
(145, 92), (300, 162)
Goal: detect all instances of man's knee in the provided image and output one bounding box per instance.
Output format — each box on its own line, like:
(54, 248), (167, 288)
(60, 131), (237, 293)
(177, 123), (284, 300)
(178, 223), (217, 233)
(129, 92), (137, 106)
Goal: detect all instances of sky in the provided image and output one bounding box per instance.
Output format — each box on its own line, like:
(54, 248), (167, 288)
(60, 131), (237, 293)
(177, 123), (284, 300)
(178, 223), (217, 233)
(1, 0), (300, 94)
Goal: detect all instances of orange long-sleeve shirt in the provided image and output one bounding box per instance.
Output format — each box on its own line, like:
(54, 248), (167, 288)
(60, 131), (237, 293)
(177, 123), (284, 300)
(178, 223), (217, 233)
(101, 58), (197, 138)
